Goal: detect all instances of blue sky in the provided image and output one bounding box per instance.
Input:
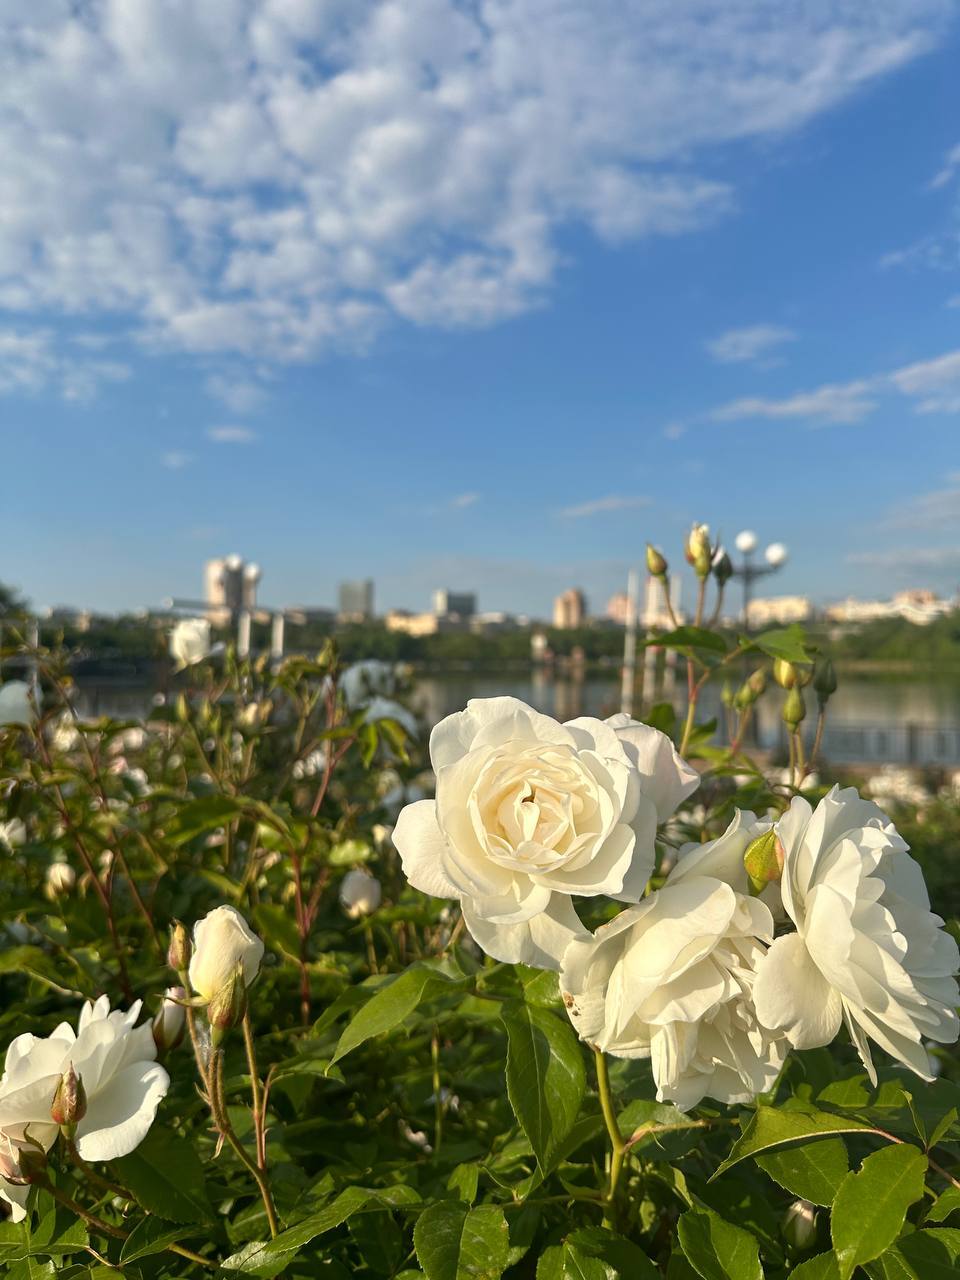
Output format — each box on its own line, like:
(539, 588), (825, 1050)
(1, 0), (959, 618)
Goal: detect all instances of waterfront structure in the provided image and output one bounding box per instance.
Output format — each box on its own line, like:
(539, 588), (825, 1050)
(746, 594), (811, 627)
(825, 589), (954, 627)
(205, 555), (260, 626)
(338, 579), (374, 622)
(433, 589), (477, 618)
(385, 610), (461, 636)
(730, 530), (788, 627)
(553, 588), (586, 629)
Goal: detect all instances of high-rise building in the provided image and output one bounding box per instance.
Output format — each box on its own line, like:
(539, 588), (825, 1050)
(433, 589), (477, 618)
(338, 579), (374, 622)
(205, 555), (260, 625)
(553, 588), (586, 629)
(606, 592), (631, 625)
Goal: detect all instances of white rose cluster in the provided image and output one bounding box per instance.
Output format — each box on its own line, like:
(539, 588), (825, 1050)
(0, 996), (169, 1219)
(395, 699), (960, 1111)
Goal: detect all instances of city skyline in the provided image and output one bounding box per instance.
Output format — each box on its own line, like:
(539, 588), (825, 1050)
(1, 4), (959, 614)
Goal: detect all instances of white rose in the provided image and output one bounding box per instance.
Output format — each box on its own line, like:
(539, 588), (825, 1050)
(393, 697), (699, 969)
(188, 905), (265, 1001)
(340, 868), (382, 918)
(0, 819), (26, 852)
(341, 660), (396, 709)
(753, 785), (960, 1080)
(170, 619), (211, 670)
(152, 986), (186, 1053)
(45, 861), (76, 899)
(0, 682), (36, 727)
(560, 873), (786, 1110)
(0, 994), (169, 1218)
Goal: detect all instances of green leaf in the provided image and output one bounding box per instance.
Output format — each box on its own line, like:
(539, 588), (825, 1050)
(713, 1104), (875, 1179)
(221, 1186), (421, 1278)
(413, 1203), (510, 1280)
(756, 1137), (849, 1206)
(329, 963), (467, 1066)
(789, 1255), (840, 1279)
(871, 1228), (960, 1279)
(162, 794), (244, 845)
(650, 627), (728, 654)
(119, 1216), (197, 1263)
(677, 1208), (763, 1280)
(831, 1143), (928, 1280)
(501, 1002), (586, 1174)
(565, 1227), (661, 1277)
(112, 1128), (211, 1224)
(926, 1188), (960, 1224)
(748, 625), (810, 662)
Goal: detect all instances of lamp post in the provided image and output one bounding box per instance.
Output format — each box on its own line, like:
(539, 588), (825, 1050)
(731, 530), (788, 629)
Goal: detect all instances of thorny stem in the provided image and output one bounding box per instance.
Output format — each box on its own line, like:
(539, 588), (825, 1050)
(594, 1049), (626, 1228)
(242, 1011), (268, 1169)
(40, 1178), (214, 1269)
(211, 1048), (280, 1238)
(800, 706), (827, 784)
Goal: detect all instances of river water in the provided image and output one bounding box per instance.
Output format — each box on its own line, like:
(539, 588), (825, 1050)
(69, 668), (960, 767)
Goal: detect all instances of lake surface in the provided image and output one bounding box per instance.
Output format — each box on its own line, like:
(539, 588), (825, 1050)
(69, 667), (960, 767)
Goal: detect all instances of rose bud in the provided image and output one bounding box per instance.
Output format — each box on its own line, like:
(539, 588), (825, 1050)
(711, 546), (733, 586)
(684, 523), (713, 578)
(782, 686), (806, 731)
(188, 905), (264, 1003)
(782, 1199), (817, 1251)
(772, 658), (797, 689)
(646, 544), (668, 578)
(167, 920), (192, 974)
(44, 861), (76, 901)
(153, 986), (187, 1055)
(743, 829), (784, 895)
(51, 1063), (87, 1130)
(813, 655), (837, 706)
(0, 1136), (46, 1186)
(207, 966), (247, 1046)
(340, 868), (382, 920)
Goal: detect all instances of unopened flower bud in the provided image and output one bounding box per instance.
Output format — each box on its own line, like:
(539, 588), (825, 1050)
(153, 986), (186, 1054)
(646, 544), (668, 578)
(168, 920), (191, 973)
(51, 1063), (87, 1129)
(207, 966), (247, 1046)
(340, 868), (382, 919)
(782, 685), (806, 731)
(711, 546), (733, 586)
(813, 656), (837, 706)
(733, 670), (765, 711)
(782, 1199), (817, 1251)
(747, 669), (767, 699)
(772, 658), (797, 689)
(743, 829), (784, 895)
(794, 664), (813, 688)
(684, 524), (713, 578)
(720, 679), (735, 709)
(0, 1136), (46, 1186)
(175, 693), (190, 724)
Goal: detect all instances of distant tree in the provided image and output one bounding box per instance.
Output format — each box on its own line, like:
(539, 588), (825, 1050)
(0, 580), (27, 614)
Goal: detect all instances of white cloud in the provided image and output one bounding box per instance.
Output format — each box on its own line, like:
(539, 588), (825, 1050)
(161, 451), (192, 469)
(205, 372), (268, 413)
(710, 379), (877, 425)
(705, 324), (797, 364)
(0, 327), (129, 401)
(881, 475), (960, 531)
(888, 349), (960, 413)
(0, 0), (948, 375)
(448, 492), (479, 509)
(207, 424), (258, 443)
(559, 495), (650, 519)
(929, 141), (960, 190)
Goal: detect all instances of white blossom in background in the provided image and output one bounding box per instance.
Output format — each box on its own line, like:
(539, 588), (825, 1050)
(560, 867), (786, 1110)
(0, 819), (26, 851)
(361, 696), (418, 740)
(862, 766), (929, 809)
(0, 996), (169, 1217)
(753, 786), (960, 1080)
(394, 697), (698, 969)
(341, 661), (397, 710)
(169, 619), (211, 670)
(189, 905), (265, 1001)
(0, 682), (37, 727)
(50, 714), (80, 753)
(340, 868), (382, 919)
(44, 860), (76, 899)
(292, 747), (328, 780)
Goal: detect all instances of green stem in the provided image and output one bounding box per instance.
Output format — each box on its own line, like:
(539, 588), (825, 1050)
(431, 1029), (443, 1155)
(242, 1011), (267, 1170)
(594, 1050), (626, 1227)
(211, 1050), (280, 1238)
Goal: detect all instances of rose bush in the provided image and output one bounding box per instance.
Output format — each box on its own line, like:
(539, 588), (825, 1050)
(0, 538), (955, 1278)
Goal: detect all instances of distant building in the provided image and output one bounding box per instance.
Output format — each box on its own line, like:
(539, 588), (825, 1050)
(385, 610), (460, 637)
(470, 611), (521, 633)
(285, 606), (336, 626)
(607, 592), (631, 625)
(825, 589), (953, 627)
(205, 555), (260, 625)
(553, 588), (587, 629)
(433, 589), (477, 618)
(338, 579), (374, 622)
(746, 595), (811, 628)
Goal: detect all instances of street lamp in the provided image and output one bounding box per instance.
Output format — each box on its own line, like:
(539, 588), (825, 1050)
(731, 530), (789, 628)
